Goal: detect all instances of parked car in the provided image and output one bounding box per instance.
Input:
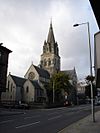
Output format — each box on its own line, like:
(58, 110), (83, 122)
(15, 103), (29, 109)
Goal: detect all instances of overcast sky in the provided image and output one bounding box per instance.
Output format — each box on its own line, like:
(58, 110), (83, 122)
(0, 0), (99, 80)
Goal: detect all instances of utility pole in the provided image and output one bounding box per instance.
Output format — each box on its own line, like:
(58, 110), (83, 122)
(73, 22), (95, 122)
(53, 81), (55, 103)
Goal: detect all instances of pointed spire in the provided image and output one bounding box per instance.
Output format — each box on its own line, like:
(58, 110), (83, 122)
(47, 20), (55, 44)
(44, 40), (47, 45)
(31, 61), (33, 65)
(50, 18), (52, 29)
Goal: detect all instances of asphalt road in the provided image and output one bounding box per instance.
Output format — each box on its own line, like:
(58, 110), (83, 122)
(0, 105), (99, 133)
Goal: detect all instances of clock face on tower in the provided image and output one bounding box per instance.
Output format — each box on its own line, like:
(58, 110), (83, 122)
(28, 72), (35, 80)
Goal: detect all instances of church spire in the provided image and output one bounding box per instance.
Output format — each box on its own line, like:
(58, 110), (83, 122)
(47, 21), (55, 44)
(40, 21), (60, 76)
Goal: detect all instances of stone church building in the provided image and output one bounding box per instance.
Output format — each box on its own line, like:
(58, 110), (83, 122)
(40, 22), (60, 76)
(1, 22), (77, 105)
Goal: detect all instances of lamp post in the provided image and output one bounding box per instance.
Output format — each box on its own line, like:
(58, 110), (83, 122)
(73, 22), (95, 122)
(53, 80), (55, 103)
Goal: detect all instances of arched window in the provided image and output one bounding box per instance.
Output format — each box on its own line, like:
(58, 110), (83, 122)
(26, 86), (29, 93)
(44, 59), (47, 66)
(47, 47), (49, 52)
(48, 58), (51, 66)
(49, 43), (51, 52)
(11, 83), (13, 92)
(10, 95), (12, 99)
(41, 60), (43, 65)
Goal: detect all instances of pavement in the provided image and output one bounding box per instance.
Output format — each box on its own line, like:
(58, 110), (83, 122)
(0, 108), (25, 116)
(58, 110), (100, 133)
(0, 107), (100, 133)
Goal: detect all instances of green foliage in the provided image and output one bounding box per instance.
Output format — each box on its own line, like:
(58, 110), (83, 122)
(85, 75), (95, 82)
(51, 72), (70, 91)
(85, 84), (97, 98)
(85, 75), (97, 98)
(47, 72), (74, 103)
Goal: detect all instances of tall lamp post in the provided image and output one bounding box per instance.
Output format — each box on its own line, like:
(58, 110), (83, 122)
(53, 80), (55, 103)
(73, 22), (95, 122)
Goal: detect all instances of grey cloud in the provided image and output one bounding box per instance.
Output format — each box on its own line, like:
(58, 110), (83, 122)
(0, 0), (99, 80)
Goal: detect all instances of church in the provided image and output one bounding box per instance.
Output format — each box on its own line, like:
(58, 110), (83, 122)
(1, 22), (77, 105)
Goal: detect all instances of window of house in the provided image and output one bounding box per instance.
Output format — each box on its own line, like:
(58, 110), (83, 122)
(26, 86), (29, 93)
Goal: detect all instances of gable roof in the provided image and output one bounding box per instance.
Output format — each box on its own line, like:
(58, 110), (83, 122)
(10, 75), (26, 87)
(24, 64), (50, 79)
(0, 44), (12, 53)
(33, 65), (50, 79)
(10, 74), (43, 90)
(30, 80), (42, 90)
(61, 68), (77, 81)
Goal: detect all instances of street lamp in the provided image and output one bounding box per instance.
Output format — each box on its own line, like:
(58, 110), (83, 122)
(53, 80), (55, 103)
(73, 22), (95, 122)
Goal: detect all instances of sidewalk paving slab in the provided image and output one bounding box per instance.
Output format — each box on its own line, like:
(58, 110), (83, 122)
(58, 111), (100, 133)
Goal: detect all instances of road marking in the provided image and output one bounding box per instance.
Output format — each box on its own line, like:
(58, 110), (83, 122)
(48, 115), (62, 121)
(24, 115), (40, 119)
(16, 121), (40, 129)
(0, 119), (14, 124)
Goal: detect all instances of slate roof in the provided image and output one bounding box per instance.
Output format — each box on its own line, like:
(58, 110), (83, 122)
(30, 80), (42, 90)
(0, 43), (12, 53)
(33, 65), (50, 79)
(10, 75), (43, 90)
(10, 75), (26, 87)
(61, 69), (77, 81)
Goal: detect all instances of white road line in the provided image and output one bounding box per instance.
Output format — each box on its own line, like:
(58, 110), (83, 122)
(0, 119), (14, 124)
(48, 115), (62, 121)
(16, 121), (40, 129)
(24, 115), (40, 119)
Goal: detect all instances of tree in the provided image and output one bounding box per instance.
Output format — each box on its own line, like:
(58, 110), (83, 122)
(47, 72), (75, 104)
(86, 75), (95, 82)
(85, 75), (97, 98)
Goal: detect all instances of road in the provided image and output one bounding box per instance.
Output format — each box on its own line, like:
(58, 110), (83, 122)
(0, 105), (99, 133)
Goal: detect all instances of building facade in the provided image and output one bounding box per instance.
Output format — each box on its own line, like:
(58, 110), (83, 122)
(1, 74), (45, 104)
(0, 43), (12, 100)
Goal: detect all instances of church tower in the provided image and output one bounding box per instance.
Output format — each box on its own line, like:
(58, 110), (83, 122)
(40, 22), (60, 76)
